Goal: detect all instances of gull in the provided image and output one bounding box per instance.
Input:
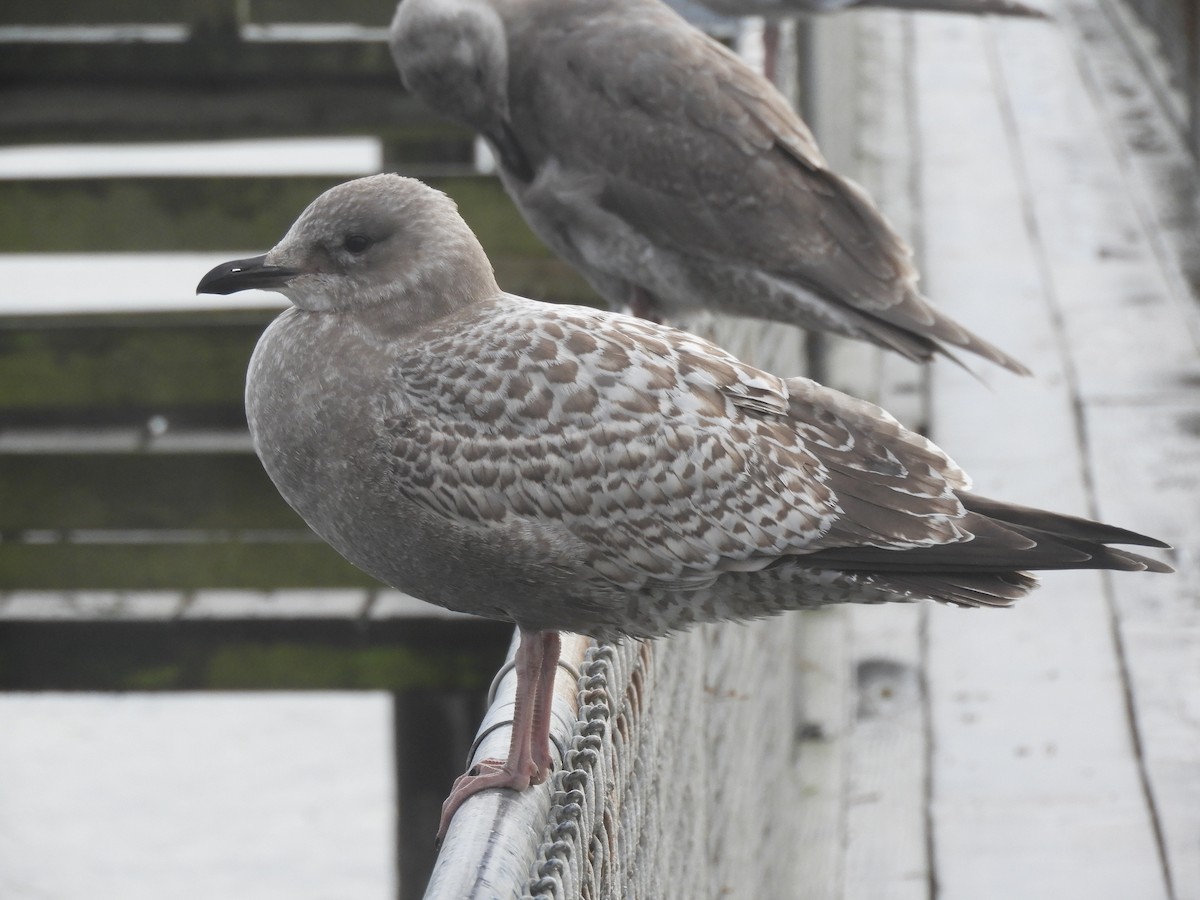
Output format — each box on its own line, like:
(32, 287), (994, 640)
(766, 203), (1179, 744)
(389, 0), (1033, 373)
(197, 174), (1170, 839)
(694, 0), (1047, 18)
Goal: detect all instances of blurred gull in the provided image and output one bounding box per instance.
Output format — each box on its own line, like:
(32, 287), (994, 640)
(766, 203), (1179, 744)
(196, 174), (1169, 838)
(390, 0), (1032, 373)
(695, 0), (1047, 18)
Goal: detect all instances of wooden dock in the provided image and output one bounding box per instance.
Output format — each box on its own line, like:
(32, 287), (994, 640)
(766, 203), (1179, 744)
(433, 2), (1200, 896)
(787, 3), (1199, 897)
(1, 1), (1197, 898)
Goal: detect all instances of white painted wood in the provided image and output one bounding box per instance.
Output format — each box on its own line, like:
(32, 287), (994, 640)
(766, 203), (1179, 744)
(0, 693), (396, 900)
(0, 254), (289, 315)
(989, 13), (1200, 404)
(841, 15), (931, 900)
(792, 607), (852, 900)
(701, 618), (809, 897)
(1087, 400), (1200, 900)
(856, 11), (927, 424)
(986, 9), (1200, 897)
(913, 11), (1171, 898)
(184, 588), (369, 619)
(843, 604), (930, 900)
(0, 137), (383, 179)
(804, 14), (861, 175)
(0, 590), (187, 620)
(1073, 0), (1200, 366)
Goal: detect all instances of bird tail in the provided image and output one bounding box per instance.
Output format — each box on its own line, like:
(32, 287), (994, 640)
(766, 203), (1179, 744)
(843, 302), (1033, 377)
(857, 0), (1050, 18)
(800, 491), (1173, 608)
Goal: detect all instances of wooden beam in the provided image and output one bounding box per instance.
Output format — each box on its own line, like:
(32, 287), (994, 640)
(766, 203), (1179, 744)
(0, 84), (462, 145)
(0, 616), (511, 691)
(0, 540), (379, 590)
(0, 36), (398, 84)
(0, 177), (596, 303)
(0, 454), (298, 530)
(0, 316), (264, 423)
(0, 0), (397, 26)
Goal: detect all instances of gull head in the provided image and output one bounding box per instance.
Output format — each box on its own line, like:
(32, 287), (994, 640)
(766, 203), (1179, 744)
(389, 0), (511, 137)
(196, 173), (499, 320)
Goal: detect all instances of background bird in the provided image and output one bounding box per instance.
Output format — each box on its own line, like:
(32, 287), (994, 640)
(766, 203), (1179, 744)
(693, 0), (1047, 19)
(389, 0), (1032, 373)
(197, 174), (1168, 838)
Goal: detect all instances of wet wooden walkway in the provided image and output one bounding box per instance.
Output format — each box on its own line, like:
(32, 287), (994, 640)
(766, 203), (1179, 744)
(785, 2), (1200, 897)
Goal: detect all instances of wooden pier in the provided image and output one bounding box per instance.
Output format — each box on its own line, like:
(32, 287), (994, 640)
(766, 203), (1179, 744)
(433, 3), (1200, 896)
(1, 1), (1197, 898)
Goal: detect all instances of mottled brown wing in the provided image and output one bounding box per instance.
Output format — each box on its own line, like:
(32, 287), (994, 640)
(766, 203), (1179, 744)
(383, 299), (976, 589)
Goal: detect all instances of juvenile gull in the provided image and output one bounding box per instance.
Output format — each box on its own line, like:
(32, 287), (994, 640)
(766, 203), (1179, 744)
(196, 174), (1170, 838)
(389, 0), (1032, 373)
(694, 0), (1047, 17)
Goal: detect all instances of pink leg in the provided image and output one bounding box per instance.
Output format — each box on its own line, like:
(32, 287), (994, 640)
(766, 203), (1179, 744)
(437, 629), (561, 841)
(528, 631), (561, 780)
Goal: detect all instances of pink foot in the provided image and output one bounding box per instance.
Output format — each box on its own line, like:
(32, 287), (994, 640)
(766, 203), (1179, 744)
(435, 630), (563, 843)
(437, 757), (536, 842)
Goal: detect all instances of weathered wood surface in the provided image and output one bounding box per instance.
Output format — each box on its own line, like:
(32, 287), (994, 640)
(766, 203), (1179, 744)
(0, 0), (731, 145)
(915, 3), (1196, 897)
(0, 175), (592, 299)
(1115, 0), (1199, 157)
(0, 1), (398, 26)
(2, 1), (1197, 897)
(0, 692), (399, 900)
(764, 3), (1199, 899)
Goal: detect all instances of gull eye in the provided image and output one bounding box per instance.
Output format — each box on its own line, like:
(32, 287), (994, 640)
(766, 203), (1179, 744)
(343, 233), (373, 254)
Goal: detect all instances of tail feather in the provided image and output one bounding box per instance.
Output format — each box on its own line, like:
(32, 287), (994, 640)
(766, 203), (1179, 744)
(960, 493), (1170, 548)
(857, 0), (1050, 18)
(800, 492), (1173, 608)
(881, 571), (1038, 609)
(827, 285), (1032, 376)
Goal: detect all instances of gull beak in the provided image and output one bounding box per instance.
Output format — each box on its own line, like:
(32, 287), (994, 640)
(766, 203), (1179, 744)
(196, 254), (302, 295)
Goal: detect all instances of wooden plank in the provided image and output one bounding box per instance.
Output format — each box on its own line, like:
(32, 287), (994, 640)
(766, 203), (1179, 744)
(0, 588), (472, 622)
(1087, 401), (1200, 899)
(0, 176), (595, 303)
(0, 36), (398, 84)
(1066, 0), (1200, 380)
(0, 540), (377, 591)
(0, 84), (462, 145)
(987, 9), (1200, 894)
(989, 8), (1200, 404)
(1106, 0), (1193, 142)
(700, 618), (809, 896)
(0, 590), (189, 620)
(792, 607), (851, 900)
(913, 12), (1171, 897)
(0, 693), (397, 900)
(0, 1), (213, 24)
(839, 16), (930, 900)
(0, 0), (414, 28)
(0, 453), (303, 530)
(0, 317), (264, 423)
(0, 615), (512, 691)
(843, 604), (929, 900)
(0, 174), (542, 255)
(782, 16), (934, 899)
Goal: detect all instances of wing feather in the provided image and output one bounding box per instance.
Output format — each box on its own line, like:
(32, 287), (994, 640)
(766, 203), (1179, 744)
(384, 299), (977, 588)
